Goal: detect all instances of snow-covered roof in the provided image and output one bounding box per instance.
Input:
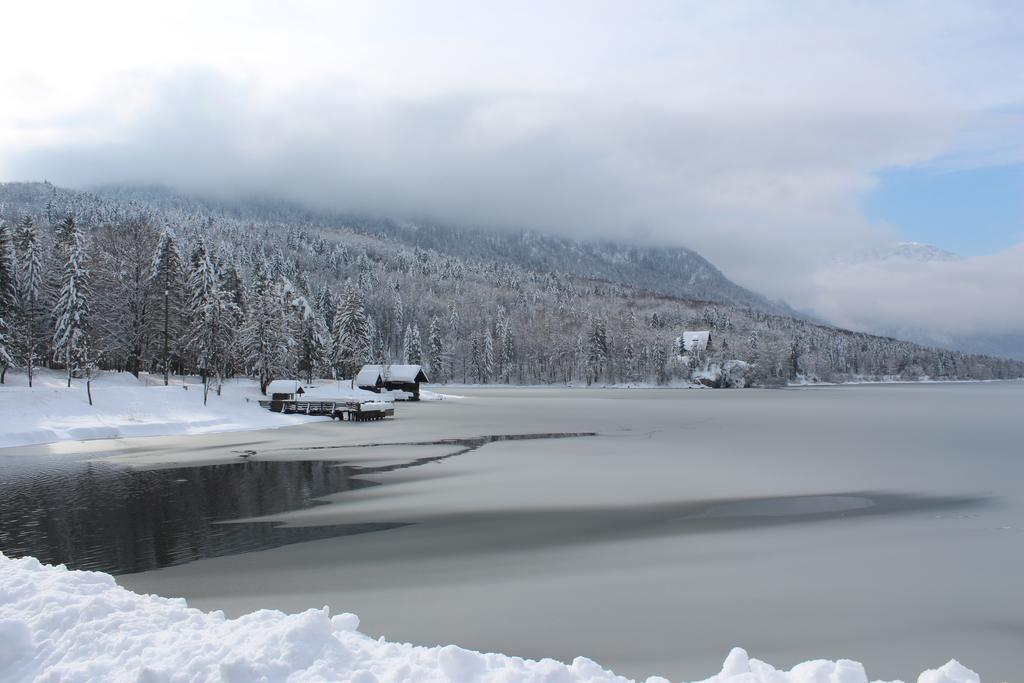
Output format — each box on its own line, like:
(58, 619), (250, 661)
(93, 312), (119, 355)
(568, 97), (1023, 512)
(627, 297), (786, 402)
(682, 330), (711, 352)
(355, 367), (384, 387)
(302, 383), (383, 402)
(266, 380), (304, 396)
(360, 364), (429, 384)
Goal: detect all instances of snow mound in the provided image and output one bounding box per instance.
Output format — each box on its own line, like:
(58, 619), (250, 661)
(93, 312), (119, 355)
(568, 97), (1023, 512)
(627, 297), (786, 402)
(0, 553), (979, 683)
(420, 388), (462, 400)
(692, 360), (753, 388)
(301, 381), (387, 402)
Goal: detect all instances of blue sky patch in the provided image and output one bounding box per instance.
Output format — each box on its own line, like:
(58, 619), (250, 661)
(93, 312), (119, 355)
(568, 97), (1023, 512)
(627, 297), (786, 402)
(864, 163), (1024, 256)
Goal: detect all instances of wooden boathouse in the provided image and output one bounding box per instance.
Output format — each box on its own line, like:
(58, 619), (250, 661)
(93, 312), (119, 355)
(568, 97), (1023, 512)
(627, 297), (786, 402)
(357, 364), (429, 401)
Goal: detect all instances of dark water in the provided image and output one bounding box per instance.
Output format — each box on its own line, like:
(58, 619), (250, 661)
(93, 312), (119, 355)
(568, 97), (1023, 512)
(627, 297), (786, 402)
(0, 456), (400, 575)
(0, 433), (594, 575)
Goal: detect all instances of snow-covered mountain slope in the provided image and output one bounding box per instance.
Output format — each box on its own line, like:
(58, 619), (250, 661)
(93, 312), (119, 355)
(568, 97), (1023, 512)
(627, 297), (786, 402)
(852, 241), (962, 264)
(343, 218), (798, 315)
(92, 183), (795, 316)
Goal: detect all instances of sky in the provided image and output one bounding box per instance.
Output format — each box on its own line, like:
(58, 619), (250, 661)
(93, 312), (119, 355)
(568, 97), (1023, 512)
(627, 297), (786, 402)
(863, 164), (1024, 257)
(1, 1), (1022, 353)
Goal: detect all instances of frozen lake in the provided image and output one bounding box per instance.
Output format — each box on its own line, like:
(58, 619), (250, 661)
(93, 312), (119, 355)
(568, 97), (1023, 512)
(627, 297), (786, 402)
(3, 382), (1022, 681)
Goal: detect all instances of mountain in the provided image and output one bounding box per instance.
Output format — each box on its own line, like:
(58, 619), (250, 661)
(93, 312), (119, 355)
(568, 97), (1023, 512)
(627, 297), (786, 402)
(90, 184), (794, 316)
(3, 180), (1020, 386)
(845, 241), (962, 264)
(338, 219), (798, 315)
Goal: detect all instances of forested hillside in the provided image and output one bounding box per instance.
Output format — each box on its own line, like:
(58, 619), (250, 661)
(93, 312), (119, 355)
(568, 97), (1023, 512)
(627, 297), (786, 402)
(1, 181), (1020, 393)
(94, 184), (794, 314)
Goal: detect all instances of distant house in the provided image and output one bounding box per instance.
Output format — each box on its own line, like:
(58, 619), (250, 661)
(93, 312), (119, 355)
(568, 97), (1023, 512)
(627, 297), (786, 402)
(680, 330), (712, 355)
(357, 364), (429, 400)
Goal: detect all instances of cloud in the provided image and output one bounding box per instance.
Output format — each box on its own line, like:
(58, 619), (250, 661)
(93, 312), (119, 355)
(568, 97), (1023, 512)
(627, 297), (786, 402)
(1, 0), (1022, 318)
(809, 246), (1024, 357)
(0, 66), (943, 299)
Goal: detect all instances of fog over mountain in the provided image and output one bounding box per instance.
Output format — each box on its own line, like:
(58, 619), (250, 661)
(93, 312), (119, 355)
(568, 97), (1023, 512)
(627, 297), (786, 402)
(92, 182), (1024, 360)
(1, 2), (1022, 357)
(810, 243), (1024, 360)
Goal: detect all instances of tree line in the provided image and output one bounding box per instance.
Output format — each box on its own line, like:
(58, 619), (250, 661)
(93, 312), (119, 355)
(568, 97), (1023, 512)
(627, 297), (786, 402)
(0, 182), (1020, 400)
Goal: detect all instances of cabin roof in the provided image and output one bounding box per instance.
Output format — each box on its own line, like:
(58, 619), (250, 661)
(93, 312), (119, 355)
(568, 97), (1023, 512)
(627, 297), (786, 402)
(359, 364), (429, 384)
(682, 330), (711, 351)
(302, 382), (383, 402)
(355, 367), (384, 386)
(266, 379), (304, 396)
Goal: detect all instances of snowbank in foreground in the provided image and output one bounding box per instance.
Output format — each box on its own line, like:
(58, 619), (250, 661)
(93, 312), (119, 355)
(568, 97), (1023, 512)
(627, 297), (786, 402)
(0, 553), (978, 683)
(0, 370), (327, 449)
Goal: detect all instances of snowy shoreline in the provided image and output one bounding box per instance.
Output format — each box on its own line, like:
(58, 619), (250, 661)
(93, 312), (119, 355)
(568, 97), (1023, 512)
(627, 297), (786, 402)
(0, 370), (330, 450)
(0, 369), (448, 450)
(4, 369), (1021, 451)
(0, 552), (979, 683)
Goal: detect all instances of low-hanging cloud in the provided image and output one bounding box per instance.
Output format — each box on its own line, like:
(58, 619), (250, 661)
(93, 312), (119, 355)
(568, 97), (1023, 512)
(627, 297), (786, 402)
(4, 67), (943, 297)
(809, 247), (1024, 357)
(2, 1), (1023, 349)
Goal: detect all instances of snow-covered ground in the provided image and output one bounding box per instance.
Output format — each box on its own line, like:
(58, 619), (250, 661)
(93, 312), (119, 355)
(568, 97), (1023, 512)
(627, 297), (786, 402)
(0, 370), (384, 449)
(0, 552), (978, 683)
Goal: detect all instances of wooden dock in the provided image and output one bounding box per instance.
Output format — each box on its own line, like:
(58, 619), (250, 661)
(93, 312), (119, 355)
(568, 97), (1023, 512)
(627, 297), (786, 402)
(257, 399), (394, 421)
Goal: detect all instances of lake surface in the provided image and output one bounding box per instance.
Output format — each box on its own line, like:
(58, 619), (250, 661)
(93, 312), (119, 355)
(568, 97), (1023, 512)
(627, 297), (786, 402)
(2, 383), (1022, 681)
(0, 433), (592, 574)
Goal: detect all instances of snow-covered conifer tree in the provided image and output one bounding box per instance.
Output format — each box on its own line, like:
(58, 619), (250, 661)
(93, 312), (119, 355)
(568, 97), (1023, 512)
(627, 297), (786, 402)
(427, 315), (444, 381)
(332, 282), (371, 379)
(241, 267), (291, 393)
(0, 218), (17, 381)
(494, 308), (508, 380)
(406, 323), (423, 366)
(367, 316), (385, 365)
(314, 284), (335, 363)
(151, 227), (184, 384)
(186, 239), (214, 358)
(52, 216), (91, 389)
(586, 318), (608, 385)
(13, 216), (47, 386)
(295, 304), (329, 384)
(391, 289), (404, 355)
(447, 301), (459, 336)
(401, 323), (412, 364)
(622, 310), (637, 383)
(482, 327), (494, 383)
(501, 320), (515, 383)
(189, 249), (239, 401)
(470, 334), (482, 384)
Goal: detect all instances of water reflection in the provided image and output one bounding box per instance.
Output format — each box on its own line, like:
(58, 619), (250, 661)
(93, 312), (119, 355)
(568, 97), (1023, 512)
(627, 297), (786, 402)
(0, 457), (398, 575)
(0, 433), (596, 575)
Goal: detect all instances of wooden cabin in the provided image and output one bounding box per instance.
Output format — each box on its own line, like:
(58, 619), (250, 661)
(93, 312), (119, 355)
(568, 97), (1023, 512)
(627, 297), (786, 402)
(265, 379), (306, 412)
(357, 364), (429, 400)
(354, 367), (385, 393)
